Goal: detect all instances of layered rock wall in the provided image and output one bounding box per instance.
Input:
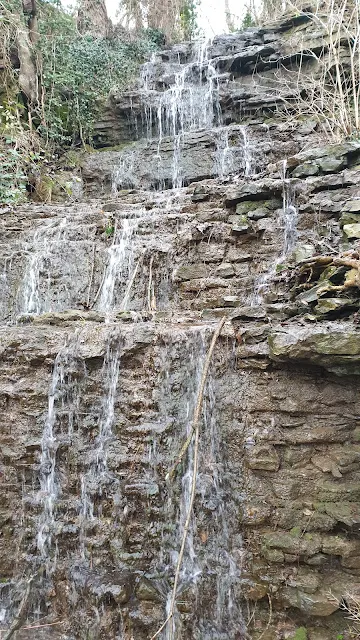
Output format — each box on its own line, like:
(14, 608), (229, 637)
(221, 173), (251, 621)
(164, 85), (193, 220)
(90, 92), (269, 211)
(1, 10), (360, 640)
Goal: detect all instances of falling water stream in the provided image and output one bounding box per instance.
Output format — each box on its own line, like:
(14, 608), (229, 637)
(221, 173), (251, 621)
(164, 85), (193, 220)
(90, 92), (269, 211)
(37, 332), (83, 572)
(153, 328), (245, 639)
(113, 38), (254, 191)
(7, 32), (255, 640)
(20, 218), (68, 316)
(252, 159), (298, 304)
(80, 338), (121, 558)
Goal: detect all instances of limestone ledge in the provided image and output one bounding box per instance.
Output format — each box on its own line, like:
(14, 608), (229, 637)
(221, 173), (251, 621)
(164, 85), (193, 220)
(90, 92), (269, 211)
(269, 324), (360, 375)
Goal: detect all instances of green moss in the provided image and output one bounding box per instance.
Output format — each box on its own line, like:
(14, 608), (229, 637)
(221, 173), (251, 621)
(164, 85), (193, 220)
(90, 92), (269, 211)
(290, 526), (301, 537)
(290, 628), (307, 640)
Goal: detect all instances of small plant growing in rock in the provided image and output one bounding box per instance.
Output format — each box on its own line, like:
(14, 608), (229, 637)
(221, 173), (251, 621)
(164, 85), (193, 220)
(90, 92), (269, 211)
(105, 222), (115, 238)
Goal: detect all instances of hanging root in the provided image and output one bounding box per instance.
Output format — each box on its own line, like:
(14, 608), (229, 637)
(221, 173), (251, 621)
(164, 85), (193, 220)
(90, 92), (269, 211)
(150, 316), (226, 640)
(166, 316), (227, 483)
(86, 243), (96, 309)
(147, 255), (156, 312)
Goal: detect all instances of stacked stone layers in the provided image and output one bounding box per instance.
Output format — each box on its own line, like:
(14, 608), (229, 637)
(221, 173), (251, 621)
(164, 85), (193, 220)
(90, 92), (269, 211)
(1, 11), (360, 640)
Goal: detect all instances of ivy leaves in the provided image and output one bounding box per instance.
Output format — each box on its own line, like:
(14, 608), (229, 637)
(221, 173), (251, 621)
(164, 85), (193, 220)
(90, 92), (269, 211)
(37, 4), (155, 145)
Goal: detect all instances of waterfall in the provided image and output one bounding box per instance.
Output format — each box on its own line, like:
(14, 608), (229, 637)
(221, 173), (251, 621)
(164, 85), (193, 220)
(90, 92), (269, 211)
(98, 217), (140, 313)
(80, 338), (121, 558)
(113, 39), (255, 190)
(154, 328), (244, 639)
(214, 125), (254, 180)
(37, 333), (83, 571)
(280, 159), (298, 259)
(20, 218), (68, 316)
(252, 160), (298, 304)
(149, 39), (221, 189)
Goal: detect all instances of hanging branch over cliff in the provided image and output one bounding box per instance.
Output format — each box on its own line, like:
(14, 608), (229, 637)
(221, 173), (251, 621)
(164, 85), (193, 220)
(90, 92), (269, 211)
(150, 316), (226, 640)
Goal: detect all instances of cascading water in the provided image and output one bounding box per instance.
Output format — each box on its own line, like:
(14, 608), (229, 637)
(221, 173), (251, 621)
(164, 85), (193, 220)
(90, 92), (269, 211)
(20, 218), (68, 316)
(197, 372), (245, 640)
(252, 159), (298, 304)
(113, 40), (254, 191)
(280, 159), (298, 259)
(37, 333), (83, 571)
(98, 216), (140, 313)
(80, 338), (121, 558)
(214, 125), (254, 180)
(153, 328), (244, 639)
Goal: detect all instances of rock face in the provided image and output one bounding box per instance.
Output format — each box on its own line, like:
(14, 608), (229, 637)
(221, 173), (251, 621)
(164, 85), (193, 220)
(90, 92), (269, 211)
(1, 10), (360, 640)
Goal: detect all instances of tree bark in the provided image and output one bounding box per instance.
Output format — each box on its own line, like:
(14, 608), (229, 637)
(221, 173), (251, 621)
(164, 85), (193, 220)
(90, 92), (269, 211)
(224, 0), (235, 31)
(77, 0), (111, 37)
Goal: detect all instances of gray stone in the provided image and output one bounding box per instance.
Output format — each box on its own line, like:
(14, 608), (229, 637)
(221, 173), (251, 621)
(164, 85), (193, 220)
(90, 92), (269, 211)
(230, 215), (250, 234)
(294, 244), (315, 263)
(314, 297), (358, 315)
(215, 263), (235, 277)
(318, 156), (346, 173)
(339, 211), (360, 227)
(269, 325), (360, 375)
(344, 199), (360, 212)
(173, 264), (209, 281)
(343, 223), (360, 238)
(292, 161), (319, 178)
(247, 208), (270, 220)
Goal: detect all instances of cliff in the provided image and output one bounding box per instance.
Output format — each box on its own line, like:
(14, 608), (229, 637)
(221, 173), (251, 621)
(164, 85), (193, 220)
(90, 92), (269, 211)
(1, 8), (360, 640)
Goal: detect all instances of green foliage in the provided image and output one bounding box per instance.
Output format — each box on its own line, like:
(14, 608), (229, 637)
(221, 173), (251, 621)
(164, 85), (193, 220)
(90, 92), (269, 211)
(36, 1), (155, 145)
(290, 629), (307, 640)
(144, 27), (166, 47)
(0, 102), (38, 205)
(180, 0), (199, 41)
(241, 10), (255, 29)
(105, 222), (115, 237)
(0, 146), (27, 204)
(0, 0), (158, 203)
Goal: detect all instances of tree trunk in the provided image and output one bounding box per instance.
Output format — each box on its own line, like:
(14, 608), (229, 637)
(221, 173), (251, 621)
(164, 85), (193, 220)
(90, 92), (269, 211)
(224, 0), (235, 32)
(14, 0), (38, 104)
(77, 0), (111, 37)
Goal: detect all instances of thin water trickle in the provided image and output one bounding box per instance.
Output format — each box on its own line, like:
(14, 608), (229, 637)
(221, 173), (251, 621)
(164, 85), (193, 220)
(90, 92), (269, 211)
(251, 159), (298, 304)
(240, 125), (254, 178)
(80, 339), (121, 558)
(154, 328), (244, 639)
(20, 218), (67, 316)
(280, 159), (298, 259)
(37, 333), (83, 571)
(98, 217), (139, 313)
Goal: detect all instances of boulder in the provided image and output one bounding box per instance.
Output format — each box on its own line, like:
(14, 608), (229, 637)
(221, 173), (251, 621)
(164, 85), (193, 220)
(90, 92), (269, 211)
(343, 223), (360, 239)
(269, 325), (360, 375)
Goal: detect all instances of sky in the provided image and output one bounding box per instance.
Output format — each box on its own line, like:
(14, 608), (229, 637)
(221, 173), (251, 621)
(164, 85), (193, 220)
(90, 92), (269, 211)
(197, 0), (242, 36)
(104, 0), (244, 37)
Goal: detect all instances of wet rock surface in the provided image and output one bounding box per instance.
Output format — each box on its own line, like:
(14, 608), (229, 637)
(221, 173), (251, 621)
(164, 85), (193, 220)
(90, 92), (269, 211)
(1, 10), (360, 640)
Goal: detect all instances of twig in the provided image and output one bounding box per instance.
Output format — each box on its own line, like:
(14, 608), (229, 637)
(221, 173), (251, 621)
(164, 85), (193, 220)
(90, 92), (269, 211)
(150, 317), (226, 640)
(2, 575), (35, 640)
(166, 318), (226, 483)
(121, 256), (142, 311)
(257, 594), (273, 640)
(22, 620), (64, 630)
(147, 254), (155, 312)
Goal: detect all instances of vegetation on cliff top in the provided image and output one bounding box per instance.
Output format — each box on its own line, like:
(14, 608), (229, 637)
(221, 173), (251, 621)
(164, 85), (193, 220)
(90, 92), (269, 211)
(0, 0), (161, 203)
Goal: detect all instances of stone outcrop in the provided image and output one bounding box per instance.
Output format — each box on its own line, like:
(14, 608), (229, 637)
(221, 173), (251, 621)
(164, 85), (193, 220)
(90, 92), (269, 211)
(1, 9), (360, 640)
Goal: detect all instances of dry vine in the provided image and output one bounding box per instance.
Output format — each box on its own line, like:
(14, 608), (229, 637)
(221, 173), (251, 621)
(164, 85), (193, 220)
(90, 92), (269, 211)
(150, 316), (226, 640)
(2, 574), (36, 640)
